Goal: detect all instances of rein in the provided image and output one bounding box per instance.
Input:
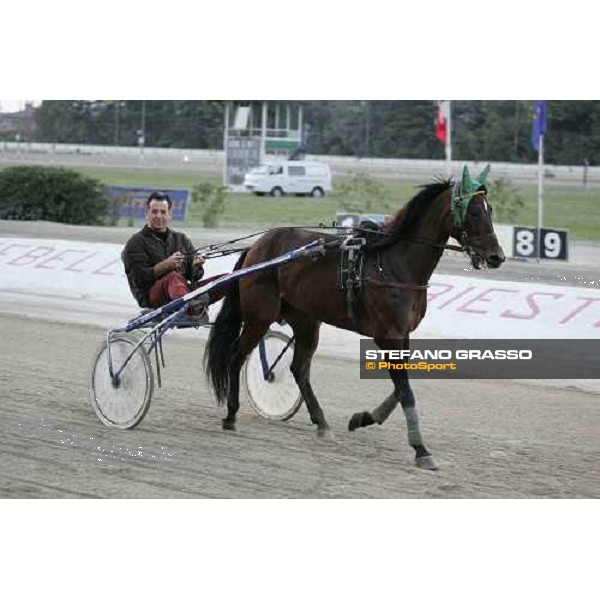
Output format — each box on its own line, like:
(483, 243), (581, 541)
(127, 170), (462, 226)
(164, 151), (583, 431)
(183, 179), (489, 261)
(187, 220), (469, 262)
(190, 224), (356, 260)
(185, 189), (491, 268)
(393, 235), (464, 253)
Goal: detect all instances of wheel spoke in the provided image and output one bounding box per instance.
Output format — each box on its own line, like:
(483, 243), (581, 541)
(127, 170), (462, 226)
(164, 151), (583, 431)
(89, 334), (154, 429)
(243, 332), (302, 421)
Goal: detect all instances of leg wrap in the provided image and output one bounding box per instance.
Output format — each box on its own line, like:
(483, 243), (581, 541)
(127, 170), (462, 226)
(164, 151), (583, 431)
(403, 406), (423, 446)
(371, 393), (399, 424)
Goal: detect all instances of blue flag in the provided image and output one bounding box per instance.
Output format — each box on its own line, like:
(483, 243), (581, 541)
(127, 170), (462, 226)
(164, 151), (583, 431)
(531, 100), (548, 151)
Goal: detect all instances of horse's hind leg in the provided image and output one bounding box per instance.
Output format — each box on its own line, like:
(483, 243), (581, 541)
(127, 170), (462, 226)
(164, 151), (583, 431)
(282, 306), (330, 436)
(222, 318), (272, 430)
(223, 287), (280, 430)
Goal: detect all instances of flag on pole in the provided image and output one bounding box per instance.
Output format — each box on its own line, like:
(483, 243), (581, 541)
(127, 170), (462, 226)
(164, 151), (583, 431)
(435, 101), (450, 144)
(531, 100), (548, 151)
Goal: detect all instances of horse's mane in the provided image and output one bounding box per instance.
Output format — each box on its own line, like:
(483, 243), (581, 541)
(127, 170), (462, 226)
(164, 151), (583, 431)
(367, 178), (453, 251)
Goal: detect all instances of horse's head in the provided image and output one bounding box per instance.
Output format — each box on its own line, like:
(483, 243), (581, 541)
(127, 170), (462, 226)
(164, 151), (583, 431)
(451, 165), (505, 270)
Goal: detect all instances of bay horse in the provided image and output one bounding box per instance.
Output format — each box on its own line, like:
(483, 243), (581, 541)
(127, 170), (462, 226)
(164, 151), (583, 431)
(205, 166), (505, 469)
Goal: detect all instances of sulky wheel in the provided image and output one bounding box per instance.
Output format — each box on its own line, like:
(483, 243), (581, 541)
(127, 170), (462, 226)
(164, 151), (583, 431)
(242, 331), (302, 421)
(88, 333), (154, 429)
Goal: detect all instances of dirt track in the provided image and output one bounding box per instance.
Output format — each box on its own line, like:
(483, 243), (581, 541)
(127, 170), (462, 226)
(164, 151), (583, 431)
(1, 221), (600, 498)
(2, 314), (599, 498)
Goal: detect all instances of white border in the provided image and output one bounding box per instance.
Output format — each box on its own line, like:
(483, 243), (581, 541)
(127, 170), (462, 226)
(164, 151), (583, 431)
(2, 501), (596, 600)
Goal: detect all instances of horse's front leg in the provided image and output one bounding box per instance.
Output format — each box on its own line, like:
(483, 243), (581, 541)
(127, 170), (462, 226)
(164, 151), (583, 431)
(348, 336), (403, 430)
(348, 392), (396, 430)
(395, 373), (438, 470)
(348, 336), (438, 470)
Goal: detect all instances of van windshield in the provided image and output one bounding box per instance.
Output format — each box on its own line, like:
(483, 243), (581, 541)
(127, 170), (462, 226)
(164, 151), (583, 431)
(251, 166), (269, 175)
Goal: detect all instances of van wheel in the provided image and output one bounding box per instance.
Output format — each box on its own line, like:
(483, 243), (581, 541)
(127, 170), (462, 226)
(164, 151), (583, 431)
(270, 187), (284, 197)
(310, 187), (324, 198)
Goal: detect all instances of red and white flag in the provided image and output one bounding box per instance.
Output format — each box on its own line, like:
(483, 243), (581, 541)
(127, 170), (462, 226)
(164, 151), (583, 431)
(435, 100), (450, 144)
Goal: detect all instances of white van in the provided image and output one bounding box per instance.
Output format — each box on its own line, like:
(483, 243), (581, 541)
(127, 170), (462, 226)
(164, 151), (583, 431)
(244, 161), (332, 197)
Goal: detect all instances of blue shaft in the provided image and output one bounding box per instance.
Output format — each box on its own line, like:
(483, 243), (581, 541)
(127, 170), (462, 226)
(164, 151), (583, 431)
(123, 238), (324, 332)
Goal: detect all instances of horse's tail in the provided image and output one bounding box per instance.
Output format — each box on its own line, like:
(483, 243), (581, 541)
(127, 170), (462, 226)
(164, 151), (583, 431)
(204, 250), (248, 405)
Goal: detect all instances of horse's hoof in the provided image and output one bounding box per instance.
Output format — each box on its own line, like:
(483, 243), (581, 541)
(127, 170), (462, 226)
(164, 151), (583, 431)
(415, 455), (439, 470)
(222, 419), (236, 431)
(348, 411), (375, 431)
(317, 427), (334, 440)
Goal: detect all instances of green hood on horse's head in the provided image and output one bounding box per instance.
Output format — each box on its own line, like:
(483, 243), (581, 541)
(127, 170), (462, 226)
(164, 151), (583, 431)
(460, 164), (490, 195)
(451, 164), (491, 229)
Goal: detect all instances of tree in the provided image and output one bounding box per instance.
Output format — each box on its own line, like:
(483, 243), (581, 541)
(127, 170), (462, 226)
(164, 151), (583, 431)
(0, 166), (109, 224)
(31, 100), (600, 166)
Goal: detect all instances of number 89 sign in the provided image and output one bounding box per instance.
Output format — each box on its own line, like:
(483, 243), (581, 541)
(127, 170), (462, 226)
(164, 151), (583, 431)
(513, 226), (569, 260)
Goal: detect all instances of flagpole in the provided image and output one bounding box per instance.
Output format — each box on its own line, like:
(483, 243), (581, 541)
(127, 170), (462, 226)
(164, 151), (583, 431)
(537, 133), (544, 262)
(446, 100), (452, 177)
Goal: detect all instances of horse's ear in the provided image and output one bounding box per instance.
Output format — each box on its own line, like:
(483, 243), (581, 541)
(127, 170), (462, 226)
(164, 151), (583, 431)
(478, 164), (490, 186)
(461, 165), (471, 191)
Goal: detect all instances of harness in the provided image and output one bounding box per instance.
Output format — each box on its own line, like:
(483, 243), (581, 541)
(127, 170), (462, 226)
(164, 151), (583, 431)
(178, 165), (493, 333)
(338, 166), (492, 331)
(339, 235), (367, 330)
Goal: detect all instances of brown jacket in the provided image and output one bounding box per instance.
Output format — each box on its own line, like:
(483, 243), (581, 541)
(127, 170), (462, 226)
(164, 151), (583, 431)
(121, 225), (203, 307)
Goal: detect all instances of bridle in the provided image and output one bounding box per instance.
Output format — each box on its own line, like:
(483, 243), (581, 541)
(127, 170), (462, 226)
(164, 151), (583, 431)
(361, 183), (492, 254)
(364, 183), (495, 291)
(449, 184), (496, 257)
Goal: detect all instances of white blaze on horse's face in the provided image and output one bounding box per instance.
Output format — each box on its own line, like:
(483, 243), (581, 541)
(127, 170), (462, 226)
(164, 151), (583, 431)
(465, 194), (505, 270)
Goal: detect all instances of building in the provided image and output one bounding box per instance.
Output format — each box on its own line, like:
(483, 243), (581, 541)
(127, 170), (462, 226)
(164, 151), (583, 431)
(0, 102), (37, 140)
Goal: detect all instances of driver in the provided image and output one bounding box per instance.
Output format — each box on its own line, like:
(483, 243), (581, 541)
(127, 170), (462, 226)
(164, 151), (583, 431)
(121, 191), (207, 318)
